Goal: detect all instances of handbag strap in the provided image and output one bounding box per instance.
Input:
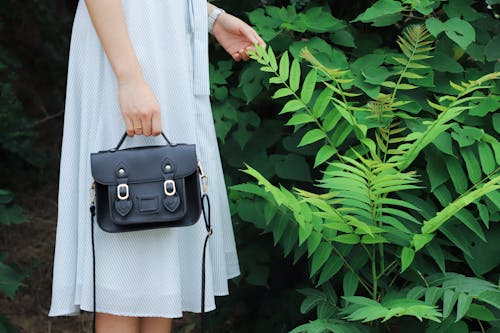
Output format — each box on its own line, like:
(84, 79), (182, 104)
(89, 175), (212, 333)
(113, 132), (173, 151)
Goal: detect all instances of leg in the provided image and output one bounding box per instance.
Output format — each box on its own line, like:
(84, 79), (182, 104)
(139, 317), (173, 333)
(96, 312), (140, 333)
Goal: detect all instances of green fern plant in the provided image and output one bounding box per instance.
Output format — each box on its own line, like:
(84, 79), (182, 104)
(235, 24), (500, 330)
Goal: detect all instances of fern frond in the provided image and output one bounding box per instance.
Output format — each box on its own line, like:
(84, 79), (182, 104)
(392, 72), (500, 171)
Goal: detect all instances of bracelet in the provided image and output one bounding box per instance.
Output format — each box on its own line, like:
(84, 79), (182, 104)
(208, 7), (225, 34)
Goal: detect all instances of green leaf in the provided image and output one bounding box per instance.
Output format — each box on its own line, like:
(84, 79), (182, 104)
(433, 132), (454, 155)
(280, 100), (305, 114)
(400, 247), (415, 273)
(314, 145), (337, 168)
(285, 113), (316, 126)
(360, 234), (387, 244)
(445, 156), (468, 194)
(300, 69), (317, 104)
(465, 304), (496, 321)
(299, 223), (313, 246)
(313, 89), (333, 118)
(425, 17), (445, 37)
(331, 30), (356, 48)
(0, 205), (25, 225)
(279, 51), (290, 81)
(477, 142), (495, 174)
(485, 36), (500, 62)
(478, 290), (500, 310)
(421, 176), (500, 234)
(323, 222), (353, 234)
(272, 154), (312, 182)
(268, 46), (278, 71)
(465, 226), (500, 275)
(425, 286), (443, 305)
(353, 0), (403, 26)
(298, 288), (326, 314)
(0, 261), (25, 298)
(343, 297), (442, 323)
(461, 147), (482, 183)
(298, 129), (326, 147)
(444, 18), (476, 50)
(273, 87), (294, 99)
(311, 242), (333, 276)
(443, 289), (458, 319)
(456, 293), (472, 322)
(412, 233), (435, 251)
(494, 114), (500, 134)
(428, 51), (464, 73)
(290, 58), (301, 92)
(334, 234), (360, 245)
(318, 256), (344, 286)
(307, 231), (323, 258)
(426, 152), (450, 191)
(343, 271), (360, 297)
(455, 209), (485, 242)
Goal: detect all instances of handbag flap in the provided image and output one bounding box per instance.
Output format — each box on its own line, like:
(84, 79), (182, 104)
(90, 144), (198, 185)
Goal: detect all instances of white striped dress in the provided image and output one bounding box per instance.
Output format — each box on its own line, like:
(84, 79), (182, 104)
(48, 0), (240, 317)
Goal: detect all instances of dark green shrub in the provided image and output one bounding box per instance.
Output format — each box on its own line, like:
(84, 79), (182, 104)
(211, 0), (499, 331)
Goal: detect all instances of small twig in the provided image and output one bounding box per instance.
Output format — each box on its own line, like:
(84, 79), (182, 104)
(478, 319), (485, 333)
(33, 111), (64, 127)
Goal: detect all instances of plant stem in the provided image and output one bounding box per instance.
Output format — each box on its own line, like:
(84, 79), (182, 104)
(376, 260), (398, 279)
(331, 243), (373, 295)
(478, 319), (485, 333)
(455, 166), (499, 201)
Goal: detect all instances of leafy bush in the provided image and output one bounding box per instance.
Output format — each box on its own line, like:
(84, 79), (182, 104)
(209, 0), (500, 331)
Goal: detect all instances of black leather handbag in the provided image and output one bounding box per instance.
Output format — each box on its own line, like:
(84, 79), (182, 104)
(89, 132), (212, 332)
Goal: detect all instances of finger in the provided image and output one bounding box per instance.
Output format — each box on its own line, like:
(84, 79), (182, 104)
(133, 119), (143, 135)
(242, 26), (258, 45)
(233, 52), (241, 62)
(123, 115), (135, 137)
(140, 112), (152, 136)
(151, 110), (162, 136)
(240, 49), (250, 61)
(254, 31), (266, 47)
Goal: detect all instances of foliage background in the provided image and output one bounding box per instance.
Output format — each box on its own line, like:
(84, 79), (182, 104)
(0, 0), (498, 332)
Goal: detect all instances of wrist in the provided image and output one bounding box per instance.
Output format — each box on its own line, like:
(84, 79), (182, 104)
(116, 65), (143, 85)
(208, 6), (225, 34)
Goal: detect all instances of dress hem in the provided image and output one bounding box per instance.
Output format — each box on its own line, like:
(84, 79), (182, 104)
(48, 303), (217, 319)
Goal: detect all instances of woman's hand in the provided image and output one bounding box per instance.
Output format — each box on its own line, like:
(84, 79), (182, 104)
(212, 12), (266, 62)
(118, 74), (162, 137)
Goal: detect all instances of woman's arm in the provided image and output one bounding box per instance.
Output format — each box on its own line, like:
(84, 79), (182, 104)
(85, 0), (161, 137)
(206, 2), (265, 62)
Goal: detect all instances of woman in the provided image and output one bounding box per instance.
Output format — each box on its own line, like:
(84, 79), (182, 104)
(48, 0), (265, 332)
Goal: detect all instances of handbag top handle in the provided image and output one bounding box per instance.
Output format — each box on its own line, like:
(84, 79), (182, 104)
(113, 132), (173, 151)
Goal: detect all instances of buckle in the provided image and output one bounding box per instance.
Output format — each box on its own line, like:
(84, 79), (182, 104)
(117, 183), (129, 200)
(163, 180), (176, 196)
(198, 161), (208, 193)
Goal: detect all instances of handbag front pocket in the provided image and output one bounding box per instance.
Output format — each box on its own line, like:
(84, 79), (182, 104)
(107, 178), (188, 225)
